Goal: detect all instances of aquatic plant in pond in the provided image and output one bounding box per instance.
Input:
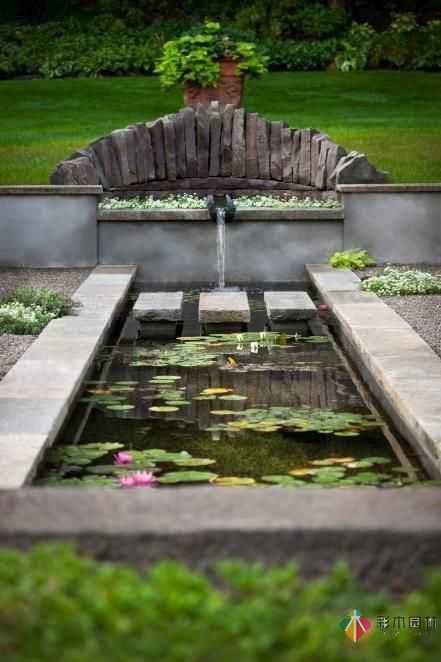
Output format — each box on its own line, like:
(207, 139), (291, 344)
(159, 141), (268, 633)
(36, 321), (432, 489)
(37, 443), (438, 489)
(128, 333), (329, 370)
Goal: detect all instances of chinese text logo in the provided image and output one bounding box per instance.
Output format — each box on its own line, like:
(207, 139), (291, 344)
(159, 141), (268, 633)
(339, 609), (372, 642)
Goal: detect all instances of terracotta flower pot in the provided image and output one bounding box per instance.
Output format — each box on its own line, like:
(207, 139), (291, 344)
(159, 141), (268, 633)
(183, 60), (244, 109)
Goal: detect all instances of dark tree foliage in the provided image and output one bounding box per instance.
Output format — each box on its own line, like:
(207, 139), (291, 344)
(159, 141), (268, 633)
(3, 0), (440, 25)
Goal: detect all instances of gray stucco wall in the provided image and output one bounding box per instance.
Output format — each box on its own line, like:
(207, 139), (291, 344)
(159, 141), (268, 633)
(342, 188), (441, 263)
(0, 188), (100, 267)
(98, 219), (343, 283)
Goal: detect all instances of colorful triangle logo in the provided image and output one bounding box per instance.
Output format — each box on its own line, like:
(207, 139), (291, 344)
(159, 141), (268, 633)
(339, 609), (372, 642)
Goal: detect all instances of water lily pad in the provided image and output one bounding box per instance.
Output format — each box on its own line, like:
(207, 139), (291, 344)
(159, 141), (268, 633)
(158, 471), (218, 484)
(218, 394), (248, 401)
(113, 381), (139, 385)
(106, 404), (135, 411)
(174, 458), (216, 467)
(346, 460), (375, 468)
(143, 449), (191, 462)
(261, 475), (306, 487)
(214, 477), (255, 486)
(352, 472), (391, 484)
(201, 388), (234, 395)
(149, 405), (180, 413)
(289, 468), (317, 476)
(211, 410), (236, 416)
(163, 400), (192, 406)
(149, 376), (182, 382)
(334, 431), (360, 437)
(364, 456), (392, 464)
(193, 395), (216, 400)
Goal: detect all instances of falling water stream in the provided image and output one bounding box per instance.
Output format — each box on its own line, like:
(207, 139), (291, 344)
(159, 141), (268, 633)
(216, 208), (226, 290)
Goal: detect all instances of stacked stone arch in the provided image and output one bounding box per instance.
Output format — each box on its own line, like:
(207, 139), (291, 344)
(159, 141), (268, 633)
(51, 102), (389, 193)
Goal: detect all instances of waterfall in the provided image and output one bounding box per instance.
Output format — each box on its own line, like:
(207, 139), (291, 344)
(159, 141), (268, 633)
(216, 208), (226, 290)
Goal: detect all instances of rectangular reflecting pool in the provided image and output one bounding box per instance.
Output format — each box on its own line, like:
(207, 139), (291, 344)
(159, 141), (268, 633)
(35, 286), (435, 489)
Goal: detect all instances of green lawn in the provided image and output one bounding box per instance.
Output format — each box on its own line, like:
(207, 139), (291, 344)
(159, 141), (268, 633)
(1, 71), (440, 184)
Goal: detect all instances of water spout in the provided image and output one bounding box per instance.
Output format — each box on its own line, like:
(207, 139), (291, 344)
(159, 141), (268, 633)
(216, 207), (226, 290)
(206, 195), (237, 291)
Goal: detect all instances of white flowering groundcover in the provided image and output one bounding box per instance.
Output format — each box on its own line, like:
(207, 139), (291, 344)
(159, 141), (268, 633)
(0, 302), (56, 335)
(99, 194), (207, 210)
(233, 195), (341, 209)
(99, 194), (341, 210)
(360, 267), (441, 297)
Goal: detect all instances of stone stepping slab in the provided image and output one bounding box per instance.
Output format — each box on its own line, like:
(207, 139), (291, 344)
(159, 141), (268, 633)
(264, 291), (317, 321)
(133, 292), (184, 322)
(198, 292), (250, 324)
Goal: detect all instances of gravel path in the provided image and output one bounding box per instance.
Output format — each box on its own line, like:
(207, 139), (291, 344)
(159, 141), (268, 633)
(357, 264), (441, 359)
(0, 268), (91, 380)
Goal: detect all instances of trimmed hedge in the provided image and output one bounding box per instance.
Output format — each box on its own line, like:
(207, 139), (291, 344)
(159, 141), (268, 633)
(0, 543), (440, 661)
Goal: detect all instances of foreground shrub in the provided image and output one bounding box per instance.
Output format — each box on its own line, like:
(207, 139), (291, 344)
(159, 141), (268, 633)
(0, 544), (440, 661)
(329, 249), (375, 269)
(0, 285), (73, 334)
(360, 267), (441, 297)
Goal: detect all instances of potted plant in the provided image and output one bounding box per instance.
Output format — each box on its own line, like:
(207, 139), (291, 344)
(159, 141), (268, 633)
(155, 21), (268, 108)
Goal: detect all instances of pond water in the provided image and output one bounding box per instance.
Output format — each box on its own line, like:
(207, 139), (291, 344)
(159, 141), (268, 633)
(35, 286), (433, 489)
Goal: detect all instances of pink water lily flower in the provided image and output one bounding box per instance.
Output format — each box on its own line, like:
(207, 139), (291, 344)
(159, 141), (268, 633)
(132, 471), (158, 487)
(114, 452), (134, 465)
(117, 471), (158, 488)
(118, 475), (136, 488)
(318, 304), (328, 312)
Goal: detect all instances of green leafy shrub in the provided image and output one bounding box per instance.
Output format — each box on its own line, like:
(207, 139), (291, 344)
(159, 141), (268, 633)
(292, 3), (349, 39)
(265, 39), (338, 71)
(329, 249), (375, 269)
(0, 17), (166, 78)
(360, 267), (441, 297)
(0, 543), (441, 661)
(335, 22), (378, 72)
(0, 285), (74, 334)
(233, 0), (349, 41)
(155, 21), (267, 89)
(413, 20), (441, 71)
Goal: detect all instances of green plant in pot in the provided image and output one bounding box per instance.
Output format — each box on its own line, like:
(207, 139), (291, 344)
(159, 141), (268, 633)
(155, 21), (268, 108)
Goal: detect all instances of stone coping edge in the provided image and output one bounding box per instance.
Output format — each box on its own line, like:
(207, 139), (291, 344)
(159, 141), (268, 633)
(0, 487), (439, 590)
(306, 263), (441, 478)
(97, 207), (344, 222)
(0, 265), (137, 489)
(98, 208), (210, 221)
(0, 186), (103, 195)
(234, 208), (344, 221)
(337, 183), (441, 193)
